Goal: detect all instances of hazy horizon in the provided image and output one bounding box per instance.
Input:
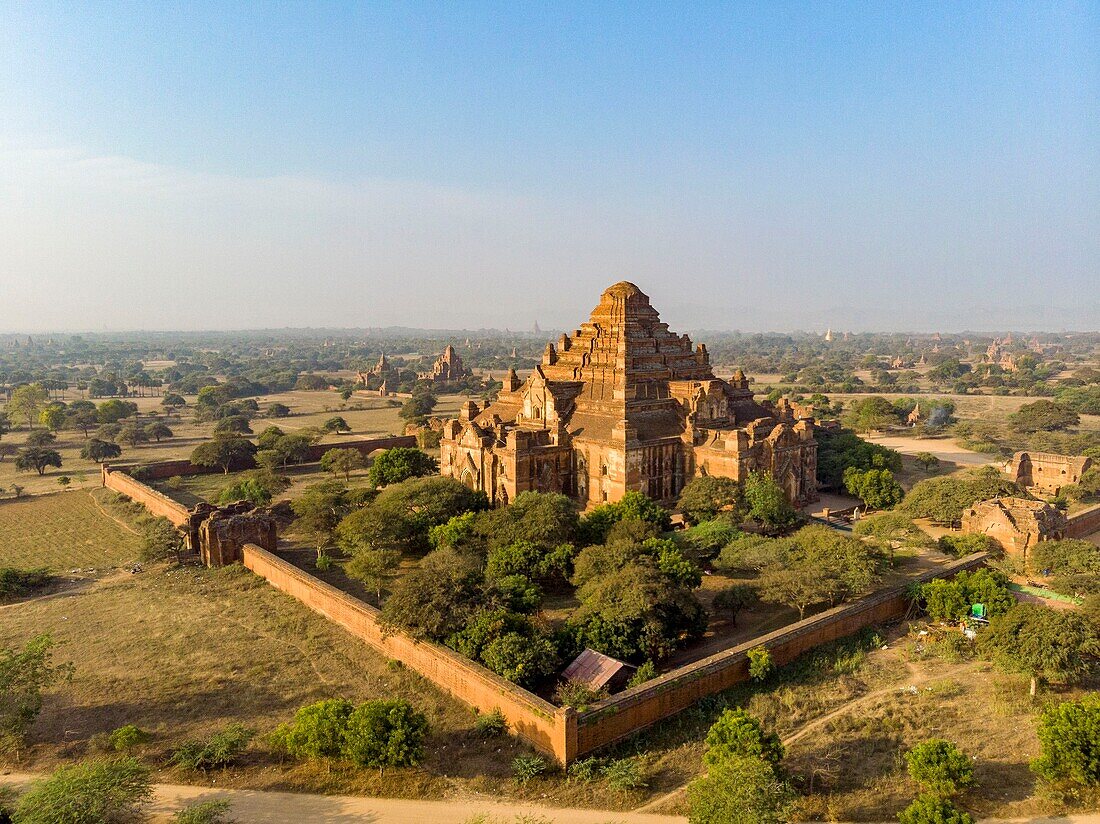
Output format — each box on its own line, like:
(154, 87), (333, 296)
(2, 3), (1097, 334)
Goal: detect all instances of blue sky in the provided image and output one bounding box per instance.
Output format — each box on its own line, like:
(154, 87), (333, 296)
(1, 2), (1097, 332)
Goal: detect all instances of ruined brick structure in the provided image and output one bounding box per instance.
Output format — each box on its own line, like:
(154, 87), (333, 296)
(440, 281), (817, 508)
(1004, 451), (1092, 497)
(961, 496), (1068, 558)
(195, 501), (277, 566)
(421, 344), (469, 384)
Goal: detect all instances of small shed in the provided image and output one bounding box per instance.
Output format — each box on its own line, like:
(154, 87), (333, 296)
(561, 648), (635, 694)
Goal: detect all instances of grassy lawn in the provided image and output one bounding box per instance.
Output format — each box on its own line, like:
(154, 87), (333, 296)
(0, 489), (144, 570)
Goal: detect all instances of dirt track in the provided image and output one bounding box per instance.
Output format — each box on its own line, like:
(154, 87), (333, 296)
(0, 772), (686, 824)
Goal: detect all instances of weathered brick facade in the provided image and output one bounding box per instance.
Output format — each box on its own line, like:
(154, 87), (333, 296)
(441, 281), (817, 508)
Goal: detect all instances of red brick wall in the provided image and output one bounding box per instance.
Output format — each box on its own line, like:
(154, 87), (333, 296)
(1067, 504), (1100, 539)
(241, 544), (574, 763)
(101, 464), (191, 527)
(573, 553), (989, 757)
(238, 545), (987, 765)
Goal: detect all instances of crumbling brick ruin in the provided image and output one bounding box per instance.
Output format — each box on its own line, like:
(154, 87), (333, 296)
(195, 501), (277, 566)
(962, 496), (1068, 558)
(1004, 451), (1093, 496)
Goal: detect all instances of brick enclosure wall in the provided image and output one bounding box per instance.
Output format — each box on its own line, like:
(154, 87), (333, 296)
(572, 553), (989, 757)
(101, 464), (191, 527)
(1067, 504), (1100, 539)
(240, 544), (575, 763)
(301, 435), (416, 462)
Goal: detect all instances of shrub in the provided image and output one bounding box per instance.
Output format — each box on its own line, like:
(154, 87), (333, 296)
(341, 699), (428, 776)
(703, 708), (784, 768)
(602, 757), (648, 791)
(1031, 692), (1100, 786)
(273, 699), (354, 759)
(0, 568), (52, 600)
(937, 534), (998, 558)
(171, 800), (236, 824)
(107, 724), (151, 753)
(13, 757), (153, 824)
(687, 754), (795, 824)
(920, 569), (1014, 623)
(627, 660), (658, 688)
(568, 756), (608, 783)
(905, 739), (975, 796)
(169, 724), (254, 771)
(0, 634), (73, 742)
(897, 793), (974, 824)
(512, 754), (547, 784)
(474, 710), (507, 738)
(748, 646), (773, 682)
(553, 679), (609, 711)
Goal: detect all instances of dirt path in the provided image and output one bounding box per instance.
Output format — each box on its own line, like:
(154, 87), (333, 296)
(87, 489), (142, 536)
(0, 772), (686, 823)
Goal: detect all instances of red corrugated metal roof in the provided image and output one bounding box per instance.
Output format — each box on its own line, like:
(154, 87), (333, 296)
(562, 648), (630, 690)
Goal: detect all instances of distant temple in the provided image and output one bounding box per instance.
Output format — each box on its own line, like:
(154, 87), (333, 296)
(440, 281), (818, 509)
(421, 344), (469, 384)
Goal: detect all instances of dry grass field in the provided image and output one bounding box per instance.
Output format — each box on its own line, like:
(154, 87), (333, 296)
(0, 489), (144, 570)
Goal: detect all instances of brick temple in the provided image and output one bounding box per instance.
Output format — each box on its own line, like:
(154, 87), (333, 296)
(440, 281), (818, 508)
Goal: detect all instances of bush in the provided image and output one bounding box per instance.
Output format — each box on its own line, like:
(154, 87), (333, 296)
(627, 660), (658, 688)
(937, 534), (997, 558)
(897, 793), (974, 824)
(13, 757), (153, 824)
(107, 724), (150, 753)
(687, 754), (795, 824)
(512, 754), (547, 784)
(602, 757), (648, 791)
(703, 708), (784, 768)
(920, 569), (1014, 623)
(169, 724), (254, 771)
(474, 710), (507, 738)
(341, 699), (428, 776)
(172, 800), (235, 824)
(748, 646), (773, 682)
(905, 739), (975, 796)
(0, 568), (52, 600)
(553, 679), (608, 711)
(273, 699), (354, 759)
(1031, 692), (1100, 786)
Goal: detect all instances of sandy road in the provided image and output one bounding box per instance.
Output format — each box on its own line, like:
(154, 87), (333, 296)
(0, 772), (686, 824)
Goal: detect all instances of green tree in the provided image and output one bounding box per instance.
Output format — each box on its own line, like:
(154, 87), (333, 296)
(214, 414), (253, 435)
(140, 517), (185, 562)
(905, 739), (975, 796)
(107, 724), (151, 754)
(12, 757), (152, 824)
(273, 698), (354, 759)
(96, 398), (138, 423)
(897, 794), (974, 824)
(687, 755), (795, 824)
(0, 410), (9, 440)
(843, 467), (904, 510)
(367, 447), (438, 487)
(255, 425), (285, 449)
(161, 393), (187, 412)
(345, 548), (401, 600)
(118, 422), (150, 448)
(80, 439), (122, 463)
(0, 635), (74, 741)
(978, 603), (1099, 696)
(677, 476), (744, 525)
(7, 383), (49, 428)
(15, 447), (62, 475)
(704, 708), (784, 768)
(743, 472), (797, 530)
(841, 396), (902, 432)
(190, 435), (257, 475)
(341, 699), (428, 776)
(1031, 692), (1100, 786)
(379, 547), (484, 640)
(1008, 400), (1079, 433)
(38, 404), (67, 432)
(291, 481), (356, 554)
(322, 416), (351, 433)
(25, 430), (56, 448)
(747, 645), (772, 681)
(400, 392), (437, 422)
(756, 525), (882, 619)
(920, 568), (1014, 623)
(266, 402), (291, 418)
(145, 421), (174, 442)
(901, 467), (1021, 524)
(713, 584), (756, 627)
(320, 447), (364, 481)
